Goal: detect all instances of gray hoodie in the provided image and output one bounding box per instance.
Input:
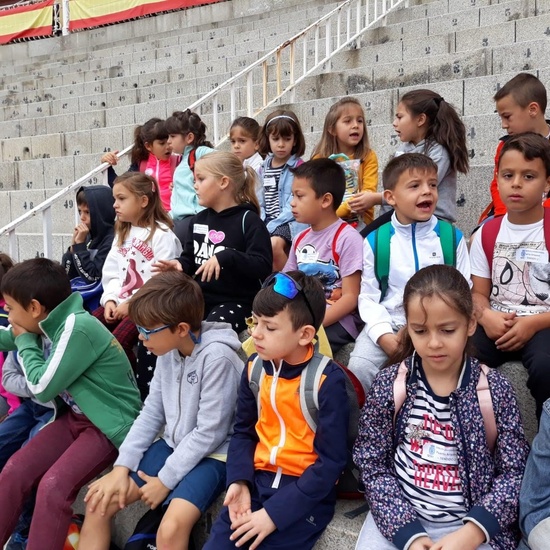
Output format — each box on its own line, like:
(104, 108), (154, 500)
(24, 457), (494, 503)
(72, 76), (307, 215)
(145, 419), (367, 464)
(114, 321), (243, 490)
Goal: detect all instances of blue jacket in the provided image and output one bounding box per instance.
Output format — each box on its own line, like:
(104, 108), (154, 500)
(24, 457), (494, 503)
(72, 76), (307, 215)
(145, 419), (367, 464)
(259, 154), (308, 239)
(353, 356), (529, 550)
(170, 145), (214, 220)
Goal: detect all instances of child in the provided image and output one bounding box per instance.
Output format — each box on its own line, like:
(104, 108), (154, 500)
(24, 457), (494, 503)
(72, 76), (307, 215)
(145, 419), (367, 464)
(165, 109), (215, 243)
(353, 264), (529, 550)
(519, 397), (550, 550)
(312, 97), (379, 226)
(93, 172), (181, 370)
(79, 271), (243, 550)
(154, 151), (272, 333)
(347, 153), (471, 392)
(0, 258), (141, 549)
(479, 73), (550, 222)
(258, 109), (307, 270)
(102, 117), (178, 211)
(61, 185), (116, 284)
(284, 158), (363, 354)
(470, 132), (550, 419)
(204, 271), (349, 550)
(230, 116), (263, 173)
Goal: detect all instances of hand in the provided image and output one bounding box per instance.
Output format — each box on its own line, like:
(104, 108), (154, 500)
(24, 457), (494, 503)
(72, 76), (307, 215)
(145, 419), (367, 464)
(195, 256), (221, 282)
(479, 309), (516, 341)
(151, 259), (183, 273)
(10, 320), (28, 338)
(377, 332), (400, 356)
(113, 302), (129, 320)
(72, 223), (89, 245)
(348, 192), (378, 214)
(84, 466), (130, 515)
(429, 522), (485, 550)
(495, 315), (538, 352)
(101, 151), (119, 165)
(229, 508), (276, 550)
(104, 301), (118, 323)
(224, 482), (252, 524)
(137, 471), (170, 510)
(410, 537), (435, 550)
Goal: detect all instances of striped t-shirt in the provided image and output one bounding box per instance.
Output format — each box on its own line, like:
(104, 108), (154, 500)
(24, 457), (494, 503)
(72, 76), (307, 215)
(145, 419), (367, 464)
(263, 161), (284, 223)
(394, 365), (467, 523)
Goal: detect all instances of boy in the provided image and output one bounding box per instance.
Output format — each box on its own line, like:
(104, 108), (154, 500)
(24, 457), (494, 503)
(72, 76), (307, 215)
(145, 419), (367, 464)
(79, 271), (243, 550)
(285, 158), (363, 354)
(471, 133), (550, 418)
(61, 185), (116, 283)
(204, 271), (349, 550)
(481, 72), (549, 220)
(347, 153), (471, 391)
(0, 258), (141, 549)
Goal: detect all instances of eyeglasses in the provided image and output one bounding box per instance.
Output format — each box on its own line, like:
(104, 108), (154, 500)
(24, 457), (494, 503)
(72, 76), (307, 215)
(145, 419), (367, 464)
(261, 272), (317, 328)
(136, 324), (173, 340)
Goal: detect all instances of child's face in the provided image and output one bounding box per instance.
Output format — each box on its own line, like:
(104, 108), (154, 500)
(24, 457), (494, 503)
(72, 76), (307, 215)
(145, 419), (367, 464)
(3, 295), (43, 334)
(113, 183), (148, 225)
(269, 132), (295, 163)
(251, 308), (311, 364)
(393, 102), (426, 145)
(137, 323), (177, 356)
(167, 133), (188, 155)
(78, 203), (91, 230)
(496, 95), (537, 135)
(331, 104), (365, 154)
(497, 149), (550, 223)
(145, 139), (172, 161)
(230, 127), (258, 162)
(407, 295), (476, 378)
(384, 168), (438, 225)
(193, 163), (224, 210)
(290, 177), (327, 225)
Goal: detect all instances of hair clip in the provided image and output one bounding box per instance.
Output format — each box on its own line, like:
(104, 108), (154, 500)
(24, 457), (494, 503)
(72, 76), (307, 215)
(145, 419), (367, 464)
(267, 114), (296, 127)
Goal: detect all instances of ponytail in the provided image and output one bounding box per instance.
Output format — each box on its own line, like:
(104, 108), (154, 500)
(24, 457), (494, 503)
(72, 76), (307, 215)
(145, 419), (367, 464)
(238, 165), (261, 214)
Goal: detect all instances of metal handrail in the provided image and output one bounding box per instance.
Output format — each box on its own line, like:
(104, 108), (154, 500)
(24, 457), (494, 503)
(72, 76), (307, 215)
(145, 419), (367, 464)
(0, 0), (407, 260)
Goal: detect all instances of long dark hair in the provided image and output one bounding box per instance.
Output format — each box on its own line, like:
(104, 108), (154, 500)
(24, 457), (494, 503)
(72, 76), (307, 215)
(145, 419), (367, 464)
(165, 109), (214, 148)
(400, 89), (469, 174)
(130, 118), (168, 165)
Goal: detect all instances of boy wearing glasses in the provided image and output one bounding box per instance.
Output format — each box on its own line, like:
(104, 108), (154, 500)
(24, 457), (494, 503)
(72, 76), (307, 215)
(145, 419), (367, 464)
(79, 271), (243, 550)
(204, 271), (350, 550)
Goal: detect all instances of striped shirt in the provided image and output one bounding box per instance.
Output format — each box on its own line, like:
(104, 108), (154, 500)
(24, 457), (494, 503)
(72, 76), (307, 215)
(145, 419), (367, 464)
(394, 365), (467, 523)
(263, 161), (284, 223)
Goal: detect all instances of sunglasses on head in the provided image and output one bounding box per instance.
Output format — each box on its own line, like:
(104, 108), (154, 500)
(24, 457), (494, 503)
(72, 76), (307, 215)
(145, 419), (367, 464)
(261, 272), (317, 328)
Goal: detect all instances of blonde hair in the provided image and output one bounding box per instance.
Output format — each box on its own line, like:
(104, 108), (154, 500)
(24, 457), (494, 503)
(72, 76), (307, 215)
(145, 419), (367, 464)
(312, 97), (370, 160)
(196, 151), (260, 214)
(113, 172), (173, 246)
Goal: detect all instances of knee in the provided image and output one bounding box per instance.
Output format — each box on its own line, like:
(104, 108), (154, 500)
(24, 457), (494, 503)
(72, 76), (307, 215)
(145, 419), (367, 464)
(157, 516), (193, 549)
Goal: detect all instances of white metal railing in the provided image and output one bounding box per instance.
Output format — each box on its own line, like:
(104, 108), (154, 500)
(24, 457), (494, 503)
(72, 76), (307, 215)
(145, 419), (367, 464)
(0, 0), (408, 260)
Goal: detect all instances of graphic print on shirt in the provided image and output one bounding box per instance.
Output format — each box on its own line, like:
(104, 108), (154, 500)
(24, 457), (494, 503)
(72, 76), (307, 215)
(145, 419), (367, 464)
(118, 237), (153, 299)
(296, 244), (341, 295)
(491, 240), (550, 314)
(193, 223), (228, 265)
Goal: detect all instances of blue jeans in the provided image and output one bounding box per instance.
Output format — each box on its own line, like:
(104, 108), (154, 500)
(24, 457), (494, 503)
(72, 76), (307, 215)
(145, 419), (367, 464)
(520, 399), (550, 549)
(0, 400), (54, 471)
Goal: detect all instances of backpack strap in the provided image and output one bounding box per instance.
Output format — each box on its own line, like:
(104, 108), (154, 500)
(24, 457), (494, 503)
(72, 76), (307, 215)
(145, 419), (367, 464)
(248, 355), (265, 419)
(480, 215), (504, 277)
(434, 219), (457, 267)
(294, 228), (312, 251)
(477, 364), (497, 454)
(188, 148), (197, 174)
(299, 352), (331, 433)
(544, 207), (550, 252)
(373, 222), (392, 301)
(332, 222), (347, 265)
(392, 361), (409, 427)
(139, 159), (147, 173)
(169, 154), (182, 175)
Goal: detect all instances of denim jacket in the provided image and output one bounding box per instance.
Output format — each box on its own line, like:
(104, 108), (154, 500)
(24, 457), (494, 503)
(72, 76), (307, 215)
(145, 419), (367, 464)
(259, 153), (307, 239)
(353, 355), (529, 550)
(519, 399), (550, 550)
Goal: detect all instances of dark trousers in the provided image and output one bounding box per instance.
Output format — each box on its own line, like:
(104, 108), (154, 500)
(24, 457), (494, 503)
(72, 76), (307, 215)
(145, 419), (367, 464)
(472, 325), (550, 418)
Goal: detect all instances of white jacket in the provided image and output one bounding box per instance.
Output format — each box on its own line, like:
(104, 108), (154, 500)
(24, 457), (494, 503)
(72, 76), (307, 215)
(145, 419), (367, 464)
(359, 213), (471, 344)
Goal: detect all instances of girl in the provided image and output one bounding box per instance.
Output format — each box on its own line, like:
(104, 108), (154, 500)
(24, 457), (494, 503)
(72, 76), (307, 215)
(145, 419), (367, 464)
(312, 97), (379, 227)
(93, 172), (182, 371)
(391, 89), (469, 224)
(353, 264), (529, 550)
(258, 109), (306, 270)
(154, 151), (272, 332)
(165, 109), (215, 244)
(229, 116), (263, 173)
(101, 117), (178, 211)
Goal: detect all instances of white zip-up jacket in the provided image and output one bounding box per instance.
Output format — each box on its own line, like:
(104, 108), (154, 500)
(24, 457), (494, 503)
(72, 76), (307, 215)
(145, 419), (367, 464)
(359, 213), (471, 345)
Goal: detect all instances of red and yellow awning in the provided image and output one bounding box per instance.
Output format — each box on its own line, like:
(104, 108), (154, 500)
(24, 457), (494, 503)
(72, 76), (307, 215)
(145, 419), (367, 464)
(0, 0), (54, 45)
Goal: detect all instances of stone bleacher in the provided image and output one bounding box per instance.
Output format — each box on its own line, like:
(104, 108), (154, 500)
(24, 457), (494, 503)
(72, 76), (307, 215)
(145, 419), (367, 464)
(1, 0), (546, 547)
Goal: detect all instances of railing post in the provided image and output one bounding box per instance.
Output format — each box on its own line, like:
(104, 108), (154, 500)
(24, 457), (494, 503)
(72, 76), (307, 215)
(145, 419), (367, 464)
(212, 95), (219, 144)
(325, 20), (331, 61)
(357, 0), (362, 35)
(230, 85), (236, 123)
(246, 72), (253, 117)
(262, 61), (268, 108)
(336, 8), (342, 49)
(346, 4), (351, 42)
(276, 49), (282, 96)
(8, 230), (17, 262)
(61, 0), (70, 36)
(314, 25), (319, 65)
(43, 207), (53, 260)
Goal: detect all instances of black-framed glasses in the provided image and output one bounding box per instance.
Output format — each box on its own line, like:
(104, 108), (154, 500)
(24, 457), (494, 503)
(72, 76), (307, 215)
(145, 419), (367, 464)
(262, 272), (316, 328)
(136, 324), (173, 341)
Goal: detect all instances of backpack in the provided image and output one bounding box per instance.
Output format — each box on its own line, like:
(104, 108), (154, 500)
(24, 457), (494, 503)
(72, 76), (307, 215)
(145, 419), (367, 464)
(371, 219), (458, 301)
(480, 207), (550, 276)
(392, 360), (497, 454)
(248, 351), (366, 498)
(294, 221), (347, 264)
